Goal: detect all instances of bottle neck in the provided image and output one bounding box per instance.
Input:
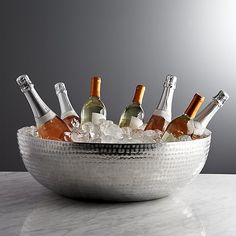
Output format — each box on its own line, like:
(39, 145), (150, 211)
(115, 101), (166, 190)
(89, 95), (100, 100)
(24, 87), (56, 127)
(132, 101), (141, 106)
(184, 94), (204, 119)
(56, 91), (78, 119)
(153, 86), (175, 122)
(90, 77), (101, 97)
(132, 84), (145, 105)
(195, 100), (220, 129)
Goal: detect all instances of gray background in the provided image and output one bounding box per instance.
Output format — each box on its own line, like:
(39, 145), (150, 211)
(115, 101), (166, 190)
(1, 0), (236, 172)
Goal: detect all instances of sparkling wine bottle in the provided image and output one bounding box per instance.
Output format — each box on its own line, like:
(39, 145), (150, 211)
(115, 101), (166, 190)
(16, 75), (70, 141)
(192, 90), (229, 139)
(55, 82), (80, 130)
(162, 93), (205, 142)
(80, 76), (107, 124)
(119, 84), (145, 129)
(145, 75), (177, 132)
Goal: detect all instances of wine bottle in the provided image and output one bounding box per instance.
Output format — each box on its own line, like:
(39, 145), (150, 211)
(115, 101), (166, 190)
(80, 76), (107, 124)
(119, 84), (145, 129)
(55, 82), (80, 130)
(162, 93), (205, 142)
(192, 90), (229, 139)
(16, 75), (70, 141)
(145, 75), (177, 132)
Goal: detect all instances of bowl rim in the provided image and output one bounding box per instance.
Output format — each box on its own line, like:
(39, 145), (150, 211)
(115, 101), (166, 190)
(17, 126), (212, 147)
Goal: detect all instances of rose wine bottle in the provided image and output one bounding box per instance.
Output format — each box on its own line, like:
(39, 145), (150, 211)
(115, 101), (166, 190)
(192, 90), (229, 139)
(145, 75), (177, 132)
(162, 93), (205, 142)
(119, 84), (145, 129)
(80, 76), (107, 124)
(16, 75), (70, 141)
(55, 82), (80, 130)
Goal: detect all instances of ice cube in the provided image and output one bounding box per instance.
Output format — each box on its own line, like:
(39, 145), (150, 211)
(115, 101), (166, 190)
(90, 137), (102, 143)
(187, 120), (194, 134)
(143, 130), (162, 141)
(139, 123), (147, 130)
(129, 116), (143, 129)
(101, 135), (119, 143)
(30, 126), (38, 137)
(68, 119), (167, 144)
(177, 135), (192, 141)
(121, 127), (133, 139)
(71, 130), (90, 142)
(92, 113), (106, 125)
(80, 122), (101, 140)
(20, 126), (38, 137)
(98, 120), (123, 140)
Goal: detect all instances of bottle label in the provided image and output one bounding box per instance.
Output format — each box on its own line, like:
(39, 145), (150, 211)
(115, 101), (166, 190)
(92, 113), (106, 125)
(129, 116), (143, 129)
(36, 110), (56, 127)
(162, 132), (178, 142)
(153, 109), (171, 122)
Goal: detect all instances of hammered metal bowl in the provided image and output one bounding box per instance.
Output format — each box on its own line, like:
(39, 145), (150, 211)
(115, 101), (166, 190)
(17, 127), (211, 202)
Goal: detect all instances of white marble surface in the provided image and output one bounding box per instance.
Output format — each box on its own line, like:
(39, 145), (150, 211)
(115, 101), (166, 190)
(0, 173), (236, 236)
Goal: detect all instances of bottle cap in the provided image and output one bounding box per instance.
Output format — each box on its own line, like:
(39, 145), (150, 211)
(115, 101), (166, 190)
(185, 93), (205, 119)
(133, 84), (146, 104)
(164, 75), (177, 89)
(55, 82), (67, 94)
(213, 90), (229, 107)
(90, 76), (101, 97)
(16, 74), (33, 93)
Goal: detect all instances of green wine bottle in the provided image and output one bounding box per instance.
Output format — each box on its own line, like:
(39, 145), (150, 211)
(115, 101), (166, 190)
(80, 76), (107, 124)
(119, 84), (145, 129)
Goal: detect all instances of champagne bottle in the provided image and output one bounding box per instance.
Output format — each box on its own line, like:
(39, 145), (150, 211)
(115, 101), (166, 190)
(80, 76), (107, 124)
(145, 75), (177, 132)
(192, 90), (229, 139)
(119, 84), (145, 129)
(162, 93), (205, 142)
(16, 75), (70, 141)
(55, 82), (80, 130)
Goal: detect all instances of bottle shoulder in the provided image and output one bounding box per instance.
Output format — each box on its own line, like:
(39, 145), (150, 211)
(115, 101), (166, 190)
(125, 103), (143, 111)
(82, 96), (106, 108)
(172, 114), (190, 123)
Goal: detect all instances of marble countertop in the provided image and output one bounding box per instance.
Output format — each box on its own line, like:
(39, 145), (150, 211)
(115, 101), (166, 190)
(0, 173), (236, 236)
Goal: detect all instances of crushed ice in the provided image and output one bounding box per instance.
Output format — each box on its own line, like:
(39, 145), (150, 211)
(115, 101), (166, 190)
(70, 119), (162, 143)
(20, 119), (208, 143)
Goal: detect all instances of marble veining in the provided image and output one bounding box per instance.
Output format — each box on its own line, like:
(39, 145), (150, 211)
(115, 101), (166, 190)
(0, 173), (236, 236)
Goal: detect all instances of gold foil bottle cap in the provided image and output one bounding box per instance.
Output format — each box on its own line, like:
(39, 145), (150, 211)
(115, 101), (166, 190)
(185, 93), (205, 119)
(90, 76), (101, 97)
(132, 84), (146, 104)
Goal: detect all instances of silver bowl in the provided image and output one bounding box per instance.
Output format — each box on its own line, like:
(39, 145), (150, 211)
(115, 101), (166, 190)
(17, 127), (211, 202)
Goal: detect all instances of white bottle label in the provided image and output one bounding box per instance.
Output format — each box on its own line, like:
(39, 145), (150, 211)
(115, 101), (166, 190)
(153, 109), (171, 122)
(36, 110), (56, 127)
(92, 113), (106, 125)
(162, 132), (178, 142)
(129, 116), (143, 129)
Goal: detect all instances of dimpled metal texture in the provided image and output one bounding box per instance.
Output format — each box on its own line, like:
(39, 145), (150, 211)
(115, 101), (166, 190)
(17, 127), (211, 202)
